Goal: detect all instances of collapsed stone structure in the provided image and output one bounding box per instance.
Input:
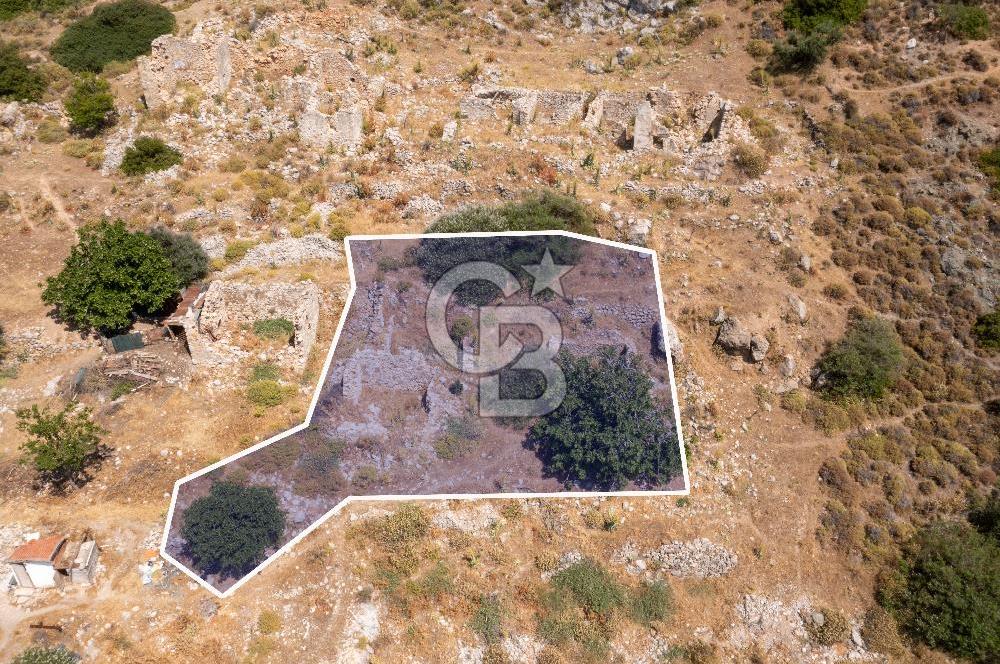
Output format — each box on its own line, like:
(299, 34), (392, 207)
(138, 21), (236, 110)
(179, 280), (320, 371)
(137, 21), (366, 150)
(461, 84), (704, 153)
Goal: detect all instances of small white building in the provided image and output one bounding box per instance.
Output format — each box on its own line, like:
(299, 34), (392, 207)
(6, 534), (98, 589)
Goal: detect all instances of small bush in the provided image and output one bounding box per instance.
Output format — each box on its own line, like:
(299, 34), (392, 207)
(552, 558), (625, 617)
(250, 362), (281, 383)
(805, 608), (850, 645)
(148, 227), (208, 286)
(120, 136), (182, 175)
(253, 317), (295, 342)
(814, 317), (904, 400)
(0, 41), (45, 102)
(771, 25), (839, 72)
(257, 610), (282, 635)
(629, 580), (673, 625)
(471, 594), (504, 645)
(732, 142), (770, 178)
(65, 74), (115, 135)
(247, 379), (288, 407)
(224, 239), (255, 262)
(50, 0), (175, 73)
(859, 606), (906, 657)
(11, 646), (79, 664)
(938, 3), (991, 40)
(36, 118), (68, 143)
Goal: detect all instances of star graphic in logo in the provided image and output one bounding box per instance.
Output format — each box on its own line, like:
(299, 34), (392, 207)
(523, 249), (573, 297)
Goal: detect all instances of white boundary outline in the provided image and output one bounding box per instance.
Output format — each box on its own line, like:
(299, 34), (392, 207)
(160, 230), (690, 598)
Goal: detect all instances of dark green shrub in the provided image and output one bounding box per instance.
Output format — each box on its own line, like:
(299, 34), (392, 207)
(938, 3), (991, 40)
(972, 310), (1000, 351)
(0, 41), (45, 102)
(551, 558), (625, 617)
(253, 317), (295, 342)
(426, 189), (598, 235)
(148, 226), (208, 286)
(970, 485), (1000, 542)
(880, 522), (1000, 662)
(0, 0), (76, 19)
(16, 402), (106, 486)
(814, 317), (904, 400)
(181, 481), (285, 578)
(11, 646), (79, 664)
(770, 24), (839, 72)
(50, 0), (175, 73)
(528, 348), (682, 491)
(980, 147), (1000, 193)
(65, 74), (115, 135)
(120, 136), (182, 175)
(783, 0), (868, 32)
(42, 220), (179, 334)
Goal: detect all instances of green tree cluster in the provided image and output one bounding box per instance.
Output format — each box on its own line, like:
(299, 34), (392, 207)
(181, 481), (286, 578)
(426, 189), (597, 234)
(773, 0), (868, 72)
(148, 226), (209, 286)
(0, 41), (45, 102)
(0, 0), (76, 20)
(528, 347), (682, 491)
(50, 0), (175, 72)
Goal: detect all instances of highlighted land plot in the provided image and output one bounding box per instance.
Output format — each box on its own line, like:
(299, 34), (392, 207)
(162, 231), (689, 595)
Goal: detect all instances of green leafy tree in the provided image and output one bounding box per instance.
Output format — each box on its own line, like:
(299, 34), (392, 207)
(770, 22), (841, 72)
(880, 522), (1000, 662)
(65, 74), (115, 135)
(11, 645), (79, 664)
(814, 317), (904, 400)
(42, 220), (179, 334)
(181, 481), (286, 578)
(972, 310), (1000, 351)
(528, 348), (681, 490)
(782, 0), (868, 32)
(16, 402), (107, 485)
(426, 189), (597, 234)
(120, 136), (183, 175)
(148, 226), (209, 286)
(0, 41), (45, 102)
(50, 0), (175, 73)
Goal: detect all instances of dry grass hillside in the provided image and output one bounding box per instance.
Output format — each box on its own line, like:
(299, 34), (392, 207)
(0, 0), (997, 662)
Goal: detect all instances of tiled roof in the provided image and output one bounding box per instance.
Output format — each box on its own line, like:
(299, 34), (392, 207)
(7, 535), (65, 564)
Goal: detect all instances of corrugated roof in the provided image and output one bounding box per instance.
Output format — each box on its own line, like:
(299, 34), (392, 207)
(7, 535), (65, 564)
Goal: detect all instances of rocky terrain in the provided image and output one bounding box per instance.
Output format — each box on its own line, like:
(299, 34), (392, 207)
(1, 0), (998, 662)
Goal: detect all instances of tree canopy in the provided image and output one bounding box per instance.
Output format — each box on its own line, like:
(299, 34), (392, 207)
(0, 41), (45, 102)
(50, 0), (174, 72)
(182, 481), (286, 578)
(880, 522), (1000, 662)
(42, 220), (180, 334)
(16, 402), (106, 486)
(148, 226), (209, 286)
(528, 347), (681, 490)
